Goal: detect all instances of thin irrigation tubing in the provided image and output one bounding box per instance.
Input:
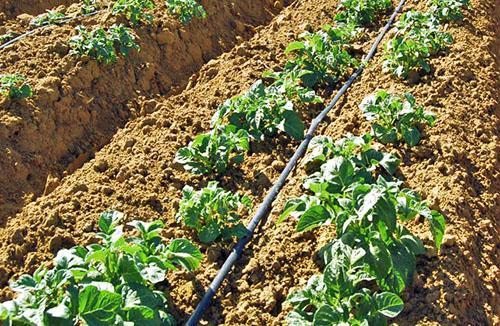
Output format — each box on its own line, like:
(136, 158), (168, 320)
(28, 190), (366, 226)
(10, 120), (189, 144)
(0, 10), (103, 51)
(186, 0), (407, 324)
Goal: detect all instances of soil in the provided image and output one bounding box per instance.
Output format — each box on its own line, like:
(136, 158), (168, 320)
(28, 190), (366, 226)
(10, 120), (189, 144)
(0, 0), (79, 21)
(0, 0), (498, 325)
(0, 0), (282, 221)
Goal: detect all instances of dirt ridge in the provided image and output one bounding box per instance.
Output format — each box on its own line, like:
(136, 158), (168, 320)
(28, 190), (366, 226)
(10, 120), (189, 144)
(0, 0), (498, 325)
(0, 0), (283, 221)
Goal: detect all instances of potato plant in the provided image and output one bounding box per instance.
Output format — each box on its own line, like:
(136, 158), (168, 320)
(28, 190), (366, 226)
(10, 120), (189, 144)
(429, 0), (470, 21)
(281, 135), (446, 324)
(383, 11), (453, 78)
(175, 124), (250, 175)
(30, 10), (66, 27)
(112, 0), (155, 26)
(284, 23), (359, 87)
(212, 79), (320, 142)
(69, 24), (139, 64)
(166, 0), (207, 25)
(177, 182), (252, 243)
(335, 0), (392, 25)
(359, 90), (436, 146)
(0, 74), (32, 99)
(81, 0), (98, 14)
(0, 211), (202, 325)
(287, 240), (405, 325)
(280, 134), (445, 247)
(0, 33), (13, 43)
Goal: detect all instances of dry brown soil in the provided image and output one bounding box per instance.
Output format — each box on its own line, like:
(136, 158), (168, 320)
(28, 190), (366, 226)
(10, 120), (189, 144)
(0, 0), (79, 21)
(0, 0), (498, 325)
(0, 0), (283, 221)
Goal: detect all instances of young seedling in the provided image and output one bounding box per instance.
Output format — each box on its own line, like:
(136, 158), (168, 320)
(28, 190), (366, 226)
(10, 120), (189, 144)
(0, 211), (202, 325)
(166, 0), (207, 25)
(0, 33), (13, 43)
(81, 0), (98, 14)
(284, 23), (359, 88)
(282, 135), (446, 325)
(383, 11), (453, 78)
(429, 0), (470, 22)
(175, 124), (250, 175)
(359, 90), (436, 146)
(177, 182), (252, 243)
(0, 74), (32, 99)
(30, 10), (66, 27)
(286, 240), (405, 325)
(335, 0), (393, 26)
(212, 79), (318, 142)
(69, 24), (139, 64)
(112, 0), (155, 26)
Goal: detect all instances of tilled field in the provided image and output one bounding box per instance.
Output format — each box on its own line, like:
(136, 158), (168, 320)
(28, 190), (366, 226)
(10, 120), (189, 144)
(0, 0), (281, 221)
(0, 0), (498, 325)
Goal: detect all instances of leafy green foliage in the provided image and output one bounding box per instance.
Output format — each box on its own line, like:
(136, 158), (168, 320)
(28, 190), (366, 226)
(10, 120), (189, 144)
(281, 134), (444, 247)
(175, 124), (250, 175)
(81, 0), (98, 14)
(335, 0), (392, 25)
(69, 24), (139, 64)
(383, 11), (453, 78)
(0, 32), (13, 43)
(112, 0), (155, 26)
(177, 182), (252, 243)
(0, 74), (32, 99)
(429, 0), (470, 21)
(282, 134), (446, 324)
(166, 0), (207, 25)
(0, 211), (202, 325)
(30, 10), (66, 27)
(213, 79), (321, 142)
(176, 72), (320, 175)
(286, 240), (405, 325)
(359, 90), (436, 146)
(284, 23), (359, 88)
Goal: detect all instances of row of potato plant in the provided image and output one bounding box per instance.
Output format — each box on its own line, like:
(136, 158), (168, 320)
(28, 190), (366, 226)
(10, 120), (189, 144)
(383, 0), (470, 79)
(281, 0), (471, 323)
(281, 128), (445, 324)
(174, 23), (364, 175)
(0, 0), (207, 99)
(0, 211), (203, 325)
(172, 0), (394, 250)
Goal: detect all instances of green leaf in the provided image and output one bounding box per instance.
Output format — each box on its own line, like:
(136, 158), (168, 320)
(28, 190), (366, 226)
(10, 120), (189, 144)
(372, 123), (397, 144)
(47, 300), (72, 319)
(55, 248), (86, 269)
(10, 275), (37, 292)
(283, 110), (305, 140)
(374, 292), (404, 318)
(0, 303), (10, 320)
(140, 263), (166, 284)
(285, 41), (306, 53)
(296, 206), (331, 232)
(198, 223), (221, 244)
(166, 239), (202, 271)
(313, 305), (343, 325)
(78, 286), (122, 325)
(98, 211), (123, 234)
(402, 126), (421, 146)
(426, 210), (446, 250)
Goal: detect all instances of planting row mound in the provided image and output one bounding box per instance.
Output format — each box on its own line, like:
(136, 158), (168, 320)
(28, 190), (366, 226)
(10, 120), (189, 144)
(0, 0), (498, 324)
(0, 0), (284, 221)
(0, 0), (78, 21)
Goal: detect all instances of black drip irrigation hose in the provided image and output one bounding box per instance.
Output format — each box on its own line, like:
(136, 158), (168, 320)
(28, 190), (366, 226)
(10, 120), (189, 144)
(186, 0), (406, 324)
(0, 10), (103, 51)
